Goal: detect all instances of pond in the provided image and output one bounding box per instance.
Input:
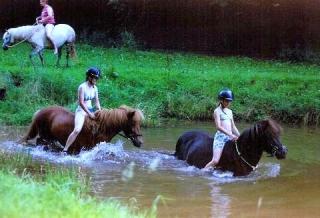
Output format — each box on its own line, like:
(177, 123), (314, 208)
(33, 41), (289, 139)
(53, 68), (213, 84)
(0, 121), (319, 217)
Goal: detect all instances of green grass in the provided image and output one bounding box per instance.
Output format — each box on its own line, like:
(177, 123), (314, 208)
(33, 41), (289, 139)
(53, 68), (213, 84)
(0, 152), (156, 218)
(0, 43), (319, 125)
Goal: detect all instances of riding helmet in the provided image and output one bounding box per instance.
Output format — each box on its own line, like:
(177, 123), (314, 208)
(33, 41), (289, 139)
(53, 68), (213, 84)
(86, 67), (101, 79)
(218, 88), (234, 101)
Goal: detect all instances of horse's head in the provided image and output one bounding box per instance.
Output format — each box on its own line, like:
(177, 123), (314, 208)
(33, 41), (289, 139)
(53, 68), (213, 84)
(258, 119), (288, 159)
(2, 31), (12, 50)
(122, 108), (144, 148)
(95, 106), (144, 148)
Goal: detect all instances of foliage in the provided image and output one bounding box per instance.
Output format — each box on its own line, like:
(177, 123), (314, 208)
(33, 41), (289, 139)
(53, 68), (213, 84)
(0, 44), (319, 126)
(0, 152), (156, 218)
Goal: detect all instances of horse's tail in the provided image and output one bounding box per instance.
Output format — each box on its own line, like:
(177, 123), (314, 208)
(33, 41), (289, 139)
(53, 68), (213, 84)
(69, 42), (76, 58)
(18, 110), (40, 144)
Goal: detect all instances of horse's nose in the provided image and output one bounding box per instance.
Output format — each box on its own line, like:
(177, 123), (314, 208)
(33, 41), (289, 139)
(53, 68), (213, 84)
(133, 138), (143, 148)
(3, 45), (8, 50)
(278, 145), (288, 159)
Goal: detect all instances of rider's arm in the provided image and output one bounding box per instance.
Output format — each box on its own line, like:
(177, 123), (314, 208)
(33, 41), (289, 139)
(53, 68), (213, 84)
(231, 117), (240, 137)
(94, 87), (101, 111)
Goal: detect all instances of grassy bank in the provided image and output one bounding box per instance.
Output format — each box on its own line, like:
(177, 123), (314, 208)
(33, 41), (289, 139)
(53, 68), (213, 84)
(0, 44), (319, 126)
(0, 152), (156, 217)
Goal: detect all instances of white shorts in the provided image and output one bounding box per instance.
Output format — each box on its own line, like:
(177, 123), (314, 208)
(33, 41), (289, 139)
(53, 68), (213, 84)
(213, 131), (230, 150)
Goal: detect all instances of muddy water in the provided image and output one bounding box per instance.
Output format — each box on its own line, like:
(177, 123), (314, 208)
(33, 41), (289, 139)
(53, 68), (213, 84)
(0, 121), (319, 217)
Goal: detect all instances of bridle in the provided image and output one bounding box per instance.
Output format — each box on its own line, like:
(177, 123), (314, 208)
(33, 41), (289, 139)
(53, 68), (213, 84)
(234, 141), (258, 171)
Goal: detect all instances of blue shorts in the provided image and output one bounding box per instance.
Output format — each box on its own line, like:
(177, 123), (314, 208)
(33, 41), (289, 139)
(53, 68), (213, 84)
(213, 131), (230, 150)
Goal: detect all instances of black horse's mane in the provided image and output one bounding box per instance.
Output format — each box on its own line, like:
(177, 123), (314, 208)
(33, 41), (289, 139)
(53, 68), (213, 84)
(238, 119), (282, 143)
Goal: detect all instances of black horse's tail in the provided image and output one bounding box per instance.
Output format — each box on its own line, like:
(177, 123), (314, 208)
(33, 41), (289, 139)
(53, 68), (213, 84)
(173, 136), (184, 159)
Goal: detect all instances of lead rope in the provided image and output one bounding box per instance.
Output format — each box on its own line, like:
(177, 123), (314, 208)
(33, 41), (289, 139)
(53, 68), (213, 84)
(235, 141), (258, 171)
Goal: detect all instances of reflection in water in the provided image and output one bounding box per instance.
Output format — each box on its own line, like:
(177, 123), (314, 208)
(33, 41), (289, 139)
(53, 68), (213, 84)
(210, 185), (231, 218)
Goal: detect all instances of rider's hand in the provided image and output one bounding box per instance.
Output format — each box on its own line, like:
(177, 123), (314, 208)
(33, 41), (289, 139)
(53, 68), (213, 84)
(231, 135), (238, 141)
(89, 112), (96, 120)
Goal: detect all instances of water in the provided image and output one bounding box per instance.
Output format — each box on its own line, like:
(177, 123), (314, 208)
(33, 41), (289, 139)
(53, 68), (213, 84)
(0, 121), (319, 217)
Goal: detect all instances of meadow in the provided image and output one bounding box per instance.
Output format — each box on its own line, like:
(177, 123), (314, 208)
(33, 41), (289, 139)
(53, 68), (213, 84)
(0, 43), (319, 126)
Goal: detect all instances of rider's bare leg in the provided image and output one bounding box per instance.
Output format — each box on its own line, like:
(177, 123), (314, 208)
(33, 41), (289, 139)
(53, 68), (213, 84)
(204, 149), (223, 169)
(45, 24), (58, 55)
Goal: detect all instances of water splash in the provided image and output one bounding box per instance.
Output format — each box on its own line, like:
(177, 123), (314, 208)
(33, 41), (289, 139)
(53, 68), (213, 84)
(1, 140), (282, 183)
(1, 140), (128, 165)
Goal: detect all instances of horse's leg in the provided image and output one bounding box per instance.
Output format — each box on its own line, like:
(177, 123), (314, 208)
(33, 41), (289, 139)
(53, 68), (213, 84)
(30, 46), (44, 66)
(38, 49), (45, 66)
(56, 47), (62, 67)
(66, 44), (70, 67)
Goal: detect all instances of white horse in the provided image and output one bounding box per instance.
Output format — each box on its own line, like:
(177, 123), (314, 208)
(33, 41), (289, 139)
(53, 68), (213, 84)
(2, 24), (76, 67)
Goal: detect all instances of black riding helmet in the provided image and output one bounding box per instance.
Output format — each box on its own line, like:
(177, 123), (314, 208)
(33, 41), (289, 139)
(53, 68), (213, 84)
(86, 67), (101, 79)
(218, 88), (234, 101)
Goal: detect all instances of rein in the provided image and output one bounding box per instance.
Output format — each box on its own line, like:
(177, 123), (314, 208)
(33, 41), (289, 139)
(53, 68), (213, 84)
(7, 37), (29, 48)
(234, 141), (258, 171)
(118, 132), (142, 140)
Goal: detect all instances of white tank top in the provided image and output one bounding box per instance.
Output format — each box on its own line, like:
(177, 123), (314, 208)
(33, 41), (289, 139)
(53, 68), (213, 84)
(218, 106), (232, 121)
(76, 82), (98, 113)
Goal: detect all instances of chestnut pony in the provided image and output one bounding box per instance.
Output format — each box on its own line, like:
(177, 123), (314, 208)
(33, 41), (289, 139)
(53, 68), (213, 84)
(20, 105), (144, 154)
(174, 119), (288, 176)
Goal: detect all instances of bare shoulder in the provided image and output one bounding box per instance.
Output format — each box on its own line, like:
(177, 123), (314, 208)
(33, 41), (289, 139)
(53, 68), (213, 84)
(225, 108), (233, 116)
(213, 107), (220, 114)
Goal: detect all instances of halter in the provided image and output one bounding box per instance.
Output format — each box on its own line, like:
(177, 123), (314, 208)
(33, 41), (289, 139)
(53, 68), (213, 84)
(234, 141), (258, 171)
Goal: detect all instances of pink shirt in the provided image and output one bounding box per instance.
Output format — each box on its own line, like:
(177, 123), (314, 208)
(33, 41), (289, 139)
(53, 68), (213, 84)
(41, 4), (55, 24)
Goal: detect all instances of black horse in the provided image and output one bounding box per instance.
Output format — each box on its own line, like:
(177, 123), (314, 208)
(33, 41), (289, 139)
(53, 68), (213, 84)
(174, 119), (288, 176)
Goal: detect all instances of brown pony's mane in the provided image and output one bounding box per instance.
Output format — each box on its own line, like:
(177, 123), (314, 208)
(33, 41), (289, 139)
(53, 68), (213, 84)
(83, 105), (144, 134)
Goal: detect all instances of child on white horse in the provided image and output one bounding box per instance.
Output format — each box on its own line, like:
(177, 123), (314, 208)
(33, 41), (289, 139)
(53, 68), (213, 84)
(36, 0), (57, 55)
